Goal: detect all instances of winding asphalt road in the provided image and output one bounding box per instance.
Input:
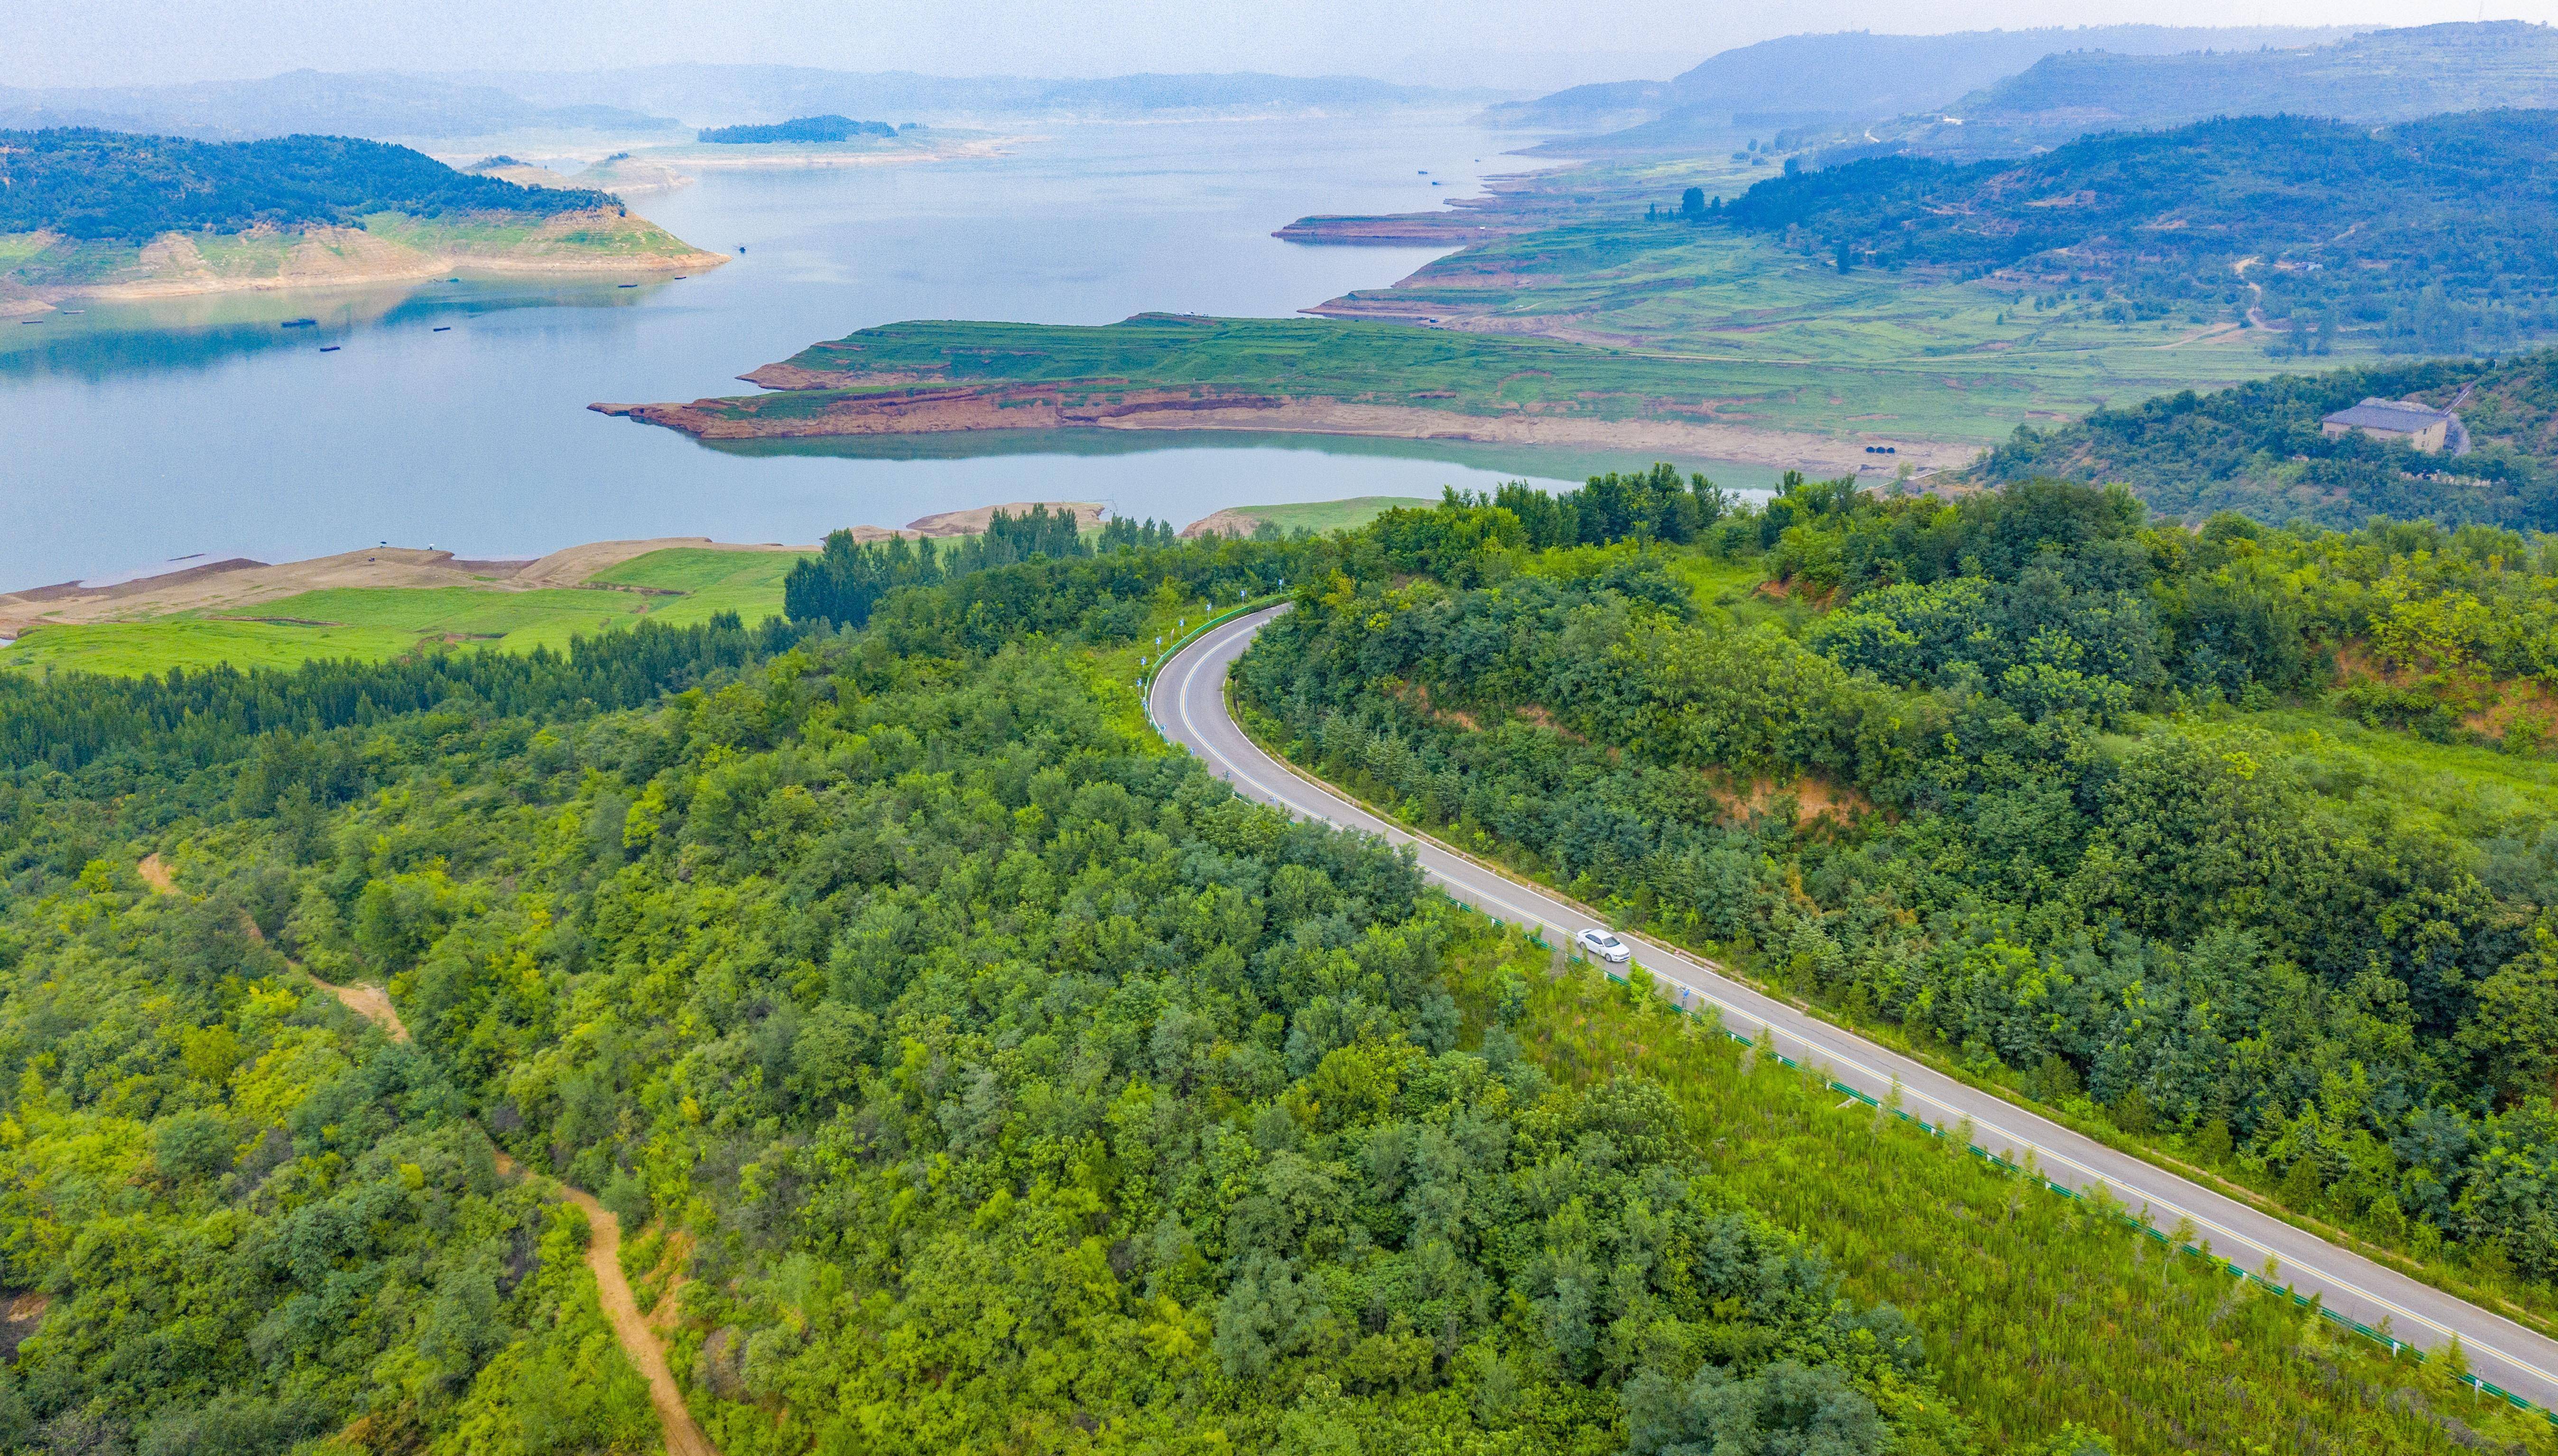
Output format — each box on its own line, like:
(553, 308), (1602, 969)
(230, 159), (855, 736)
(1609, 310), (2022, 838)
(1151, 605), (2558, 1412)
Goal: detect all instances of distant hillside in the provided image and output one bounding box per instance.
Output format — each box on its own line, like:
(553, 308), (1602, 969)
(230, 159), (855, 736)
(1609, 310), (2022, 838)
(1866, 21), (2558, 158)
(1975, 352), (2558, 528)
(697, 115), (899, 144)
(1486, 25), (2352, 144)
(1724, 111), (2558, 357)
(440, 65), (1484, 124)
(0, 69), (677, 141)
(0, 129), (616, 242)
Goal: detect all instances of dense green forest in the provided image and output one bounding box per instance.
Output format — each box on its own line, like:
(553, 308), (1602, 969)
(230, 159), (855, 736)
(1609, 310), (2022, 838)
(696, 116), (898, 144)
(1723, 111), (2558, 355)
(0, 129), (618, 242)
(1978, 351), (2558, 529)
(2, 501), (2554, 1454)
(780, 507), (1184, 630)
(1238, 479), (2558, 1317)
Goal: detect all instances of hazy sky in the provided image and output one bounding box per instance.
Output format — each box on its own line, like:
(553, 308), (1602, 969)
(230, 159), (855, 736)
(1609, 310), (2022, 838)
(14, 0), (2557, 88)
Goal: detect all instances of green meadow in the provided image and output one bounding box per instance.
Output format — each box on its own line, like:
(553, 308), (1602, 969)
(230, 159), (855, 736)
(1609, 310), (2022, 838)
(730, 229), (2325, 449)
(1, 547), (805, 678)
(1218, 496), (1433, 534)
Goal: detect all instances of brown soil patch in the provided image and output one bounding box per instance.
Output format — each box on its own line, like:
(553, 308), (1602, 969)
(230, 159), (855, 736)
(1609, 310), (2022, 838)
(1508, 704), (1585, 742)
(1182, 507), (1267, 539)
(136, 854), (175, 894)
(1726, 774), (1872, 826)
(903, 501), (1105, 536)
(311, 978), (411, 1042)
(1385, 681), (1483, 732)
(598, 383), (1966, 478)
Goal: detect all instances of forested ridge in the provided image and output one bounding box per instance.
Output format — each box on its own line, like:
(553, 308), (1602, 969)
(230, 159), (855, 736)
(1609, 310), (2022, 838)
(0, 129), (619, 243)
(1240, 478), (2558, 1327)
(1724, 111), (2558, 355)
(1979, 350), (2558, 530)
(0, 501), (2552, 1454)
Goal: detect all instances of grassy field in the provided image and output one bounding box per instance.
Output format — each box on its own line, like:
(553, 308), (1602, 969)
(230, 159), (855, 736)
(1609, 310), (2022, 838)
(584, 547), (802, 625)
(689, 131), (2341, 452)
(1, 547), (805, 678)
(731, 243), (2315, 451)
(1333, 225), (2316, 432)
(1217, 497), (1434, 534)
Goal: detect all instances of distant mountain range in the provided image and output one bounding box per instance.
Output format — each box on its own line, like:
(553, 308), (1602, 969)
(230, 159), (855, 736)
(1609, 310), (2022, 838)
(1857, 21), (2558, 159)
(0, 70), (680, 142)
(1485, 26), (2357, 146)
(0, 66), (1487, 146)
(440, 65), (1492, 126)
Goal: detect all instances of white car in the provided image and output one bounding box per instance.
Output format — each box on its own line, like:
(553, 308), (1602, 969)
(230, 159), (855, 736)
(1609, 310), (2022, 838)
(1575, 927), (1632, 965)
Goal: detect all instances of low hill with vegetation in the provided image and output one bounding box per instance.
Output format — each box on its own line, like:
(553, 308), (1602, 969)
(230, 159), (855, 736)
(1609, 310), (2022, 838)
(4, 490), (2554, 1453)
(0, 129), (617, 241)
(1872, 21), (2558, 159)
(1242, 479), (2558, 1337)
(696, 114), (900, 144)
(1726, 110), (2558, 359)
(0, 128), (719, 300)
(1977, 351), (2558, 528)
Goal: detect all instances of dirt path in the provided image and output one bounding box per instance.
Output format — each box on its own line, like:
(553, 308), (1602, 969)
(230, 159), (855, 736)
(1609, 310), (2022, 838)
(309, 977), (410, 1041)
(516, 1160), (717, 1456)
(131, 850), (712, 1454)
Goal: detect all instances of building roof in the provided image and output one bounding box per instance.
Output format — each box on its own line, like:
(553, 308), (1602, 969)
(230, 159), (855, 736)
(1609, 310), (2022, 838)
(2324, 397), (2454, 433)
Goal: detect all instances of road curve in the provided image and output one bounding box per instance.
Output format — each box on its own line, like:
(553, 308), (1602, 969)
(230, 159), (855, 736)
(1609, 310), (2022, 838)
(1152, 605), (2558, 1411)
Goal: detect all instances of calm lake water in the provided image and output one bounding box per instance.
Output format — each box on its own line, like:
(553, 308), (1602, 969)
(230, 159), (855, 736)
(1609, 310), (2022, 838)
(0, 116), (1779, 590)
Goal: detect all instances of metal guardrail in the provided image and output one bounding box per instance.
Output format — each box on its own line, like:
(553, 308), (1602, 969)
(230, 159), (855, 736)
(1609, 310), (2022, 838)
(1138, 594), (1288, 732)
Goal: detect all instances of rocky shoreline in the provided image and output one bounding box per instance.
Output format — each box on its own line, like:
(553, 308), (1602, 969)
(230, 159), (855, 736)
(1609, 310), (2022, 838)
(591, 380), (1975, 476)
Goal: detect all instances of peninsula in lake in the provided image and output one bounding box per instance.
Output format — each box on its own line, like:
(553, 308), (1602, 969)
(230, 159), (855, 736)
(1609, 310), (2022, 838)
(0, 128), (723, 312)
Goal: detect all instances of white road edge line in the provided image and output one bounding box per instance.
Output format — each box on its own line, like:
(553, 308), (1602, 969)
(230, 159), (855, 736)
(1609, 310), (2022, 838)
(1164, 611), (2558, 1397)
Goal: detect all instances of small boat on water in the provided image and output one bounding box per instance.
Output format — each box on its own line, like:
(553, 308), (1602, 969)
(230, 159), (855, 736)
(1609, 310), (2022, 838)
(617, 283), (638, 288)
(432, 326), (452, 332)
(280, 318), (317, 328)
(319, 345), (341, 353)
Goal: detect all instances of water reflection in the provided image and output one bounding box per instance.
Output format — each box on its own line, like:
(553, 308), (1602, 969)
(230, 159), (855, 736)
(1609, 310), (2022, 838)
(698, 426), (1790, 491)
(0, 275), (677, 382)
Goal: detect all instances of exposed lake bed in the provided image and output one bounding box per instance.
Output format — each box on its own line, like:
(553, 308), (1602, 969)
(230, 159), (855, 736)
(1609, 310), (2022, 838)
(0, 115), (1782, 591)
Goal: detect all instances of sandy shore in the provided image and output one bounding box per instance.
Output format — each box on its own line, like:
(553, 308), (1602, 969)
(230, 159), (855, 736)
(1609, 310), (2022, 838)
(0, 539), (797, 636)
(7, 212), (725, 309)
(2, 504), (1116, 635)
